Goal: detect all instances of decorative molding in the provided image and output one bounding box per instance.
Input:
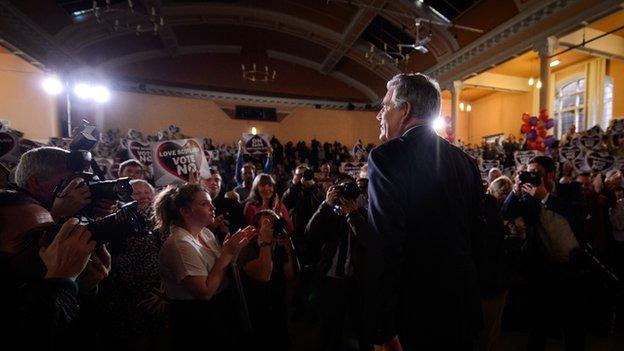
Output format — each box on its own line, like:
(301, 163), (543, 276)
(97, 45), (242, 70)
(426, 0), (622, 87)
(115, 80), (376, 110)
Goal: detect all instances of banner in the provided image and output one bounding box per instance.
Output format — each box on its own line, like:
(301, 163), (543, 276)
(585, 151), (615, 174)
(559, 145), (583, 163)
(0, 131), (21, 164)
(242, 133), (271, 155)
(514, 150), (539, 169)
(340, 162), (366, 178)
(152, 138), (210, 186)
(123, 139), (153, 168)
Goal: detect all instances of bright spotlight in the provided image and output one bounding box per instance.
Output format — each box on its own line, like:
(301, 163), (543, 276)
(74, 83), (92, 100)
(42, 76), (63, 95)
(549, 59), (560, 67)
(466, 104), (472, 112)
(432, 117), (446, 130)
(92, 85), (111, 103)
(251, 127), (257, 135)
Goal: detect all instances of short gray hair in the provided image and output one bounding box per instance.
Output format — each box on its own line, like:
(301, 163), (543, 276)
(14, 147), (69, 188)
(487, 176), (513, 200)
(130, 179), (155, 193)
(386, 73), (441, 121)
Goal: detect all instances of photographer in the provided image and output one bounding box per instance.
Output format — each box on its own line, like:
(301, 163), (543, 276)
(0, 190), (110, 348)
(13, 147), (117, 222)
(238, 209), (298, 350)
(501, 156), (587, 351)
(305, 174), (380, 351)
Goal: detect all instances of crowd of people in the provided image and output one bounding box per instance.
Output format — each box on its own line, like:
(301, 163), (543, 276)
(1, 72), (623, 351)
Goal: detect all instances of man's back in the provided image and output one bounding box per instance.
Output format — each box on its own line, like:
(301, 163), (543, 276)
(368, 125), (483, 348)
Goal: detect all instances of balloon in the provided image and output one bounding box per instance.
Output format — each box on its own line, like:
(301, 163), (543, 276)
(529, 116), (538, 126)
(545, 118), (555, 129)
(544, 135), (556, 147)
(527, 130), (537, 141)
(538, 128), (547, 138)
(522, 113), (530, 123)
(521, 124), (531, 134)
(539, 113), (549, 122)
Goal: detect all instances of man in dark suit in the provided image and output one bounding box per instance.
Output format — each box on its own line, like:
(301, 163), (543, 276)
(368, 73), (484, 350)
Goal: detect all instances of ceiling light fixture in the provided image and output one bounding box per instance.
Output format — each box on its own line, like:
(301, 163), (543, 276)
(549, 59), (561, 67)
(242, 63), (276, 83)
(528, 77), (535, 86)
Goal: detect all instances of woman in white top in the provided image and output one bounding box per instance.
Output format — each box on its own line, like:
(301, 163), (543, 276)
(154, 183), (256, 349)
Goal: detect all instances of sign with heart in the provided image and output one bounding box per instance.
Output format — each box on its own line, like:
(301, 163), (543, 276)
(585, 151), (615, 174)
(152, 138), (209, 186)
(126, 140), (153, 167)
(479, 160), (500, 179)
(577, 134), (602, 151)
(559, 145), (582, 163)
(514, 150), (538, 168)
(242, 133), (272, 155)
(0, 132), (20, 163)
(340, 162), (366, 178)
(612, 119), (624, 134)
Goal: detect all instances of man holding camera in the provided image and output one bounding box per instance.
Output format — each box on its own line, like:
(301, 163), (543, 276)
(305, 175), (379, 351)
(502, 156), (587, 350)
(0, 190), (110, 348)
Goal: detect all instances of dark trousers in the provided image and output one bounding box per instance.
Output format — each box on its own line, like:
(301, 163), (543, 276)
(527, 272), (586, 351)
(318, 277), (372, 351)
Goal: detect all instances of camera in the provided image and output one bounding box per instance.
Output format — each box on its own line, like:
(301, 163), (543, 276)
(335, 181), (361, 200)
(519, 171), (541, 186)
(302, 169), (314, 182)
(88, 178), (133, 202)
(273, 216), (288, 238)
(44, 201), (146, 246)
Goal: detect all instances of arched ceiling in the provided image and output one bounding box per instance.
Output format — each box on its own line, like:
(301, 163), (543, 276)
(0, 0), (524, 103)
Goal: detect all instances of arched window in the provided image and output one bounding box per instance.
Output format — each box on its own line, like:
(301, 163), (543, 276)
(554, 77), (585, 138)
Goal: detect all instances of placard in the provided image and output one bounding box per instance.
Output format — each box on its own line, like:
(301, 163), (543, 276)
(479, 160), (501, 179)
(585, 151), (615, 174)
(0, 131), (21, 163)
(340, 162), (366, 178)
(242, 133), (271, 155)
(152, 138), (210, 186)
(514, 150), (538, 168)
(124, 139), (153, 167)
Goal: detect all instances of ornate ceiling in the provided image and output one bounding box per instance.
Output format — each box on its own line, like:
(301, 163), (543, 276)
(0, 0), (618, 104)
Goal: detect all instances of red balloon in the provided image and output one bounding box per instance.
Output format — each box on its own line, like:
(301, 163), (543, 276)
(521, 124), (531, 134)
(538, 129), (547, 138)
(522, 113), (530, 122)
(540, 113), (549, 122)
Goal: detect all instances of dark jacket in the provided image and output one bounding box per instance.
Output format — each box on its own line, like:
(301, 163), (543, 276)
(479, 194), (512, 298)
(282, 183), (325, 236)
(367, 125), (484, 348)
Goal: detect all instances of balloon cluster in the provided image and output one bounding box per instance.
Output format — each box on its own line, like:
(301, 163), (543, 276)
(520, 109), (556, 152)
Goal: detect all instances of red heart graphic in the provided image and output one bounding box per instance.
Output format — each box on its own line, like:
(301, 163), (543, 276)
(0, 132), (17, 158)
(157, 139), (203, 181)
(129, 141), (153, 166)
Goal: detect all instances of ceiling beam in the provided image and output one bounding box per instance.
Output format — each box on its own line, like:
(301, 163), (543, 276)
(139, 0), (179, 56)
(320, 0), (389, 74)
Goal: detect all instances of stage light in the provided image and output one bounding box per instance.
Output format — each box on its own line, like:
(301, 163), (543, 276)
(92, 85), (111, 103)
(74, 83), (92, 100)
(251, 127), (257, 135)
(466, 104), (472, 112)
(528, 77), (534, 86)
(432, 116), (446, 130)
(549, 59), (560, 67)
(42, 76), (63, 95)
(536, 80), (542, 89)
(459, 102), (465, 111)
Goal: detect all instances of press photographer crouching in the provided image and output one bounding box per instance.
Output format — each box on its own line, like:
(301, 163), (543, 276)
(238, 209), (298, 351)
(305, 174), (380, 351)
(0, 190), (110, 348)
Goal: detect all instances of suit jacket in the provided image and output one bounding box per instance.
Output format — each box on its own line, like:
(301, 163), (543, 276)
(368, 125), (484, 348)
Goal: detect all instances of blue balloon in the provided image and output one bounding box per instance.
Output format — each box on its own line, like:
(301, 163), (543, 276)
(529, 116), (539, 126)
(527, 130), (537, 141)
(544, 135), (556, 147)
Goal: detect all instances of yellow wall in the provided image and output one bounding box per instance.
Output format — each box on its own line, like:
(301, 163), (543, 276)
(0, 53), (58, 140)
(465, 91), (533, 145)
(96, 91), (381, 145)
(609, 59), (624, 118)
